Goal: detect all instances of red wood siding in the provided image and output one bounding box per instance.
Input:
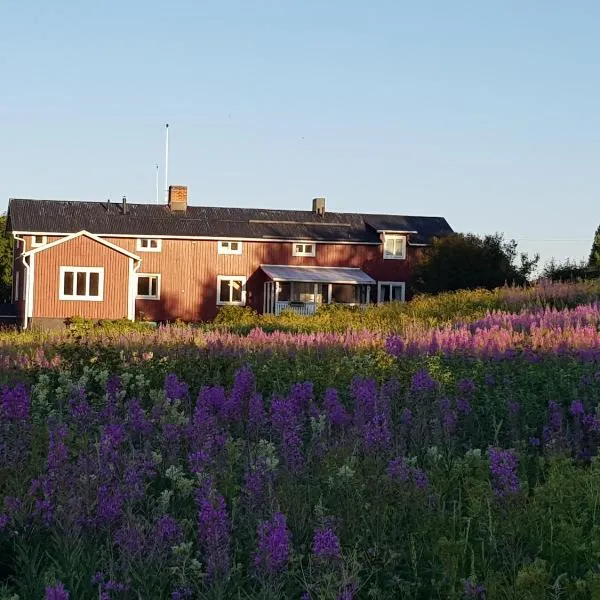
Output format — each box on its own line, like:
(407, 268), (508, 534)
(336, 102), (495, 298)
(103, 238), (417, 322)
(32, 236), (130, 320)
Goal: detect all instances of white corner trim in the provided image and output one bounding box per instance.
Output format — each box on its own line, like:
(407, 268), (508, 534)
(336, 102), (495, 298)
(23, 230), (140, 260)
(27, 254), (35, 319)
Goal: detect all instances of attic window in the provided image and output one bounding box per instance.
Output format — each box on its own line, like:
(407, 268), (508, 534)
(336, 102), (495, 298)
(31, 235), (47, 247)
(136, 238), (162, 252)
(383, 235), (406, 260)
(292, 243), (316, 257)
(218, 240), (243, 255)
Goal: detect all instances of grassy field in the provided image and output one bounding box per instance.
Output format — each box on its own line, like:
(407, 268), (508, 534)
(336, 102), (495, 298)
(1, 281), (600, 599)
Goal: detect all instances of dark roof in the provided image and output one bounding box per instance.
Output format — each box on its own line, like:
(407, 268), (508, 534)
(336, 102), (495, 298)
(6, 198), (453, 245)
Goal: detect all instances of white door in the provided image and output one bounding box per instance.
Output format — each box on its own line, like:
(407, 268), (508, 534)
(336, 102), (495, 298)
(377, 281), (405, 303)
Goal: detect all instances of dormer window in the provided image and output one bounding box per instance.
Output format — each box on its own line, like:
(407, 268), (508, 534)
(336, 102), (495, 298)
(136, 238), (162, 252)
(292, 242), (316, 257)
(383, 235), (406, 260)
(218, 240), (243, 255)
(31, 235), (47, 247)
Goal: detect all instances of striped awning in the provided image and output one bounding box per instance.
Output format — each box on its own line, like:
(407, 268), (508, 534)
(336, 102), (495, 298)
(260, 264), (375, 285)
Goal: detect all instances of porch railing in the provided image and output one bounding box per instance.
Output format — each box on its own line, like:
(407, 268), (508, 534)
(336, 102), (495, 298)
(274, 301), (317, 316)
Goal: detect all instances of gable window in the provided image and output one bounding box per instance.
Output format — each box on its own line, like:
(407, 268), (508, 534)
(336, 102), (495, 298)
(218, 240), (243, 255)
(59, 267), (104, 301)
(136, 274), (160, 299)
(217, 275), (247, 306)
(292, 242), (316, 257)
(383, 235), (406, 260)
(31, 235), (47, 248)
(377, 281), (405, 303)
(136, 238), (162, 252)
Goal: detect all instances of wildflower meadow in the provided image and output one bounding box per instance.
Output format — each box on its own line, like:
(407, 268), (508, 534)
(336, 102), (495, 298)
(1, 282), (600, 599)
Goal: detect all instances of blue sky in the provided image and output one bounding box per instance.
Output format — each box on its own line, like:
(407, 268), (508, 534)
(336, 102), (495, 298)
(2, 1), (599, 267)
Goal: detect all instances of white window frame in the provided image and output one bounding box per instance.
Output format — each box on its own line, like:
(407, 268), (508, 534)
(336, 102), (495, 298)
(218, 240), (243, 255)
(377, 281), (406, 303)
(383, 234), (406, 260)
(136, 238), (162, 252)
(136, 273), (161, 300)
(216, 275), (247, 306)
(14, 270), (20, 302)
(31, 235), (47, 248)
(292, 242), (316, 257)
(59, 266), (104, 301)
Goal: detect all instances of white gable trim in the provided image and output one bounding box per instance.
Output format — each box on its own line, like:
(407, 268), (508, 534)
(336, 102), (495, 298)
(23, 230), (141, 260)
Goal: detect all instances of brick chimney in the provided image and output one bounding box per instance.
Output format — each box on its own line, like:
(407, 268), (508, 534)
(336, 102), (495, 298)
(168, 185), (188, 212)
(312, 197), (326, 216)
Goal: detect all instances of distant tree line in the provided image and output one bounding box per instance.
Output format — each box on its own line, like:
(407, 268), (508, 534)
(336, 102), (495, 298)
(0, 215), (13, 303)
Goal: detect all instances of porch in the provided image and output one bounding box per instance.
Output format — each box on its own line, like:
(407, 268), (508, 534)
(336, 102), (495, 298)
(261, 265), (376, 316)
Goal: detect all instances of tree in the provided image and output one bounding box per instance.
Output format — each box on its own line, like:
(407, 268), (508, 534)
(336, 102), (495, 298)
(589, 224), (600, 269)
(412, 232), (539, 294)
(0, 215), (13, 303)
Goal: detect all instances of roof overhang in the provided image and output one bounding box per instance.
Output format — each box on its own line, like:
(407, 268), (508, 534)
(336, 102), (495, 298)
(23, 230), (141, 260)
(377, 229), (418, 234)
(260, 264), (375, 285)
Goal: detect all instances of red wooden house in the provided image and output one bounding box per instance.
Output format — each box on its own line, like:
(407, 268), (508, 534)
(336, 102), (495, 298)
(5, 187), (453, 328)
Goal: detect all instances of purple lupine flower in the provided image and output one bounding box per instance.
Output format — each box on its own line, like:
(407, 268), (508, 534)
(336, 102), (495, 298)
(254, 512), (292, 574)
(127, 398), (153, 437)
(488, 447), (520, 497)
(68, 387), (94, 429)
(529, 436), (541, 447)
(105, 580), (128, 593)
(338, 581), (358, 600)
(547, 400), (562, 431)
(44, 582), (70, 600)
(351, 377), (378, 430)
(400, 407), (413, 425)
(312, 526), (341, 560)
(197, 488), (231, 579)
(583, 413), (600, 432)
(457, 378), (476, 396)
(507, 401), (520, 416)
(362, 413), (392, 453)
(271, 396), (300, 434)
(281, 429), (305, 473)
(1, 382), (30, 421)
(463, 579), (486, 598)
(442, 409), (459, 435)
(290, 381), (313, 415)
(164, 373), (189, 401)
(569, 400), (585, 418)
(155, 515), (183, 547)
(172, 587), (193, 600)
(227, 365), (255, 422)
(91, 572), (105, 586)
(387, 457), (410, 482)
(96, 484), (125, 524)
(0, 513), (10, 530)
(323, 388), (351, 428)
(409, 369), (438, 394)
(115, 524), (145, 555)
(243, 459), (273, 508)
(47, 422), (69, 479)
(456, 397), (472, 416)
(411, 468), (429, 490)
(248, 393), (267, 434)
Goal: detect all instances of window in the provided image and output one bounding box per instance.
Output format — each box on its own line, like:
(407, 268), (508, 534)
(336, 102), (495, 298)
(383, 235), (406, 260)
(14, 270), (20, 302)
(217, 276), (247, 305)
(377, 281), (405, 303)
(292, 242), (316, 257)
(31, 235), (47, 247)
(136, 274), (160, 299)
(136, 238), (162, 252)
(59, 267), (104, 301)
(218, 240), (243, 255)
